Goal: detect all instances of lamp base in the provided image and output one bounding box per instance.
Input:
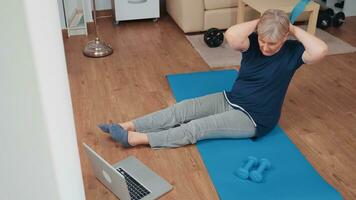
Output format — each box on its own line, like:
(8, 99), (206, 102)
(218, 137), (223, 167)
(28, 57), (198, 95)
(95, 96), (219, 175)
(83, 37), (113, 58)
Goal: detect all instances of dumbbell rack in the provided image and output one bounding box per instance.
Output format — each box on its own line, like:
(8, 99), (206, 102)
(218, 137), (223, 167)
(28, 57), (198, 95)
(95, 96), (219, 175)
(314, 0), (356, 17)
(315, 0), (343, 13)
(314, 0), (347, 29)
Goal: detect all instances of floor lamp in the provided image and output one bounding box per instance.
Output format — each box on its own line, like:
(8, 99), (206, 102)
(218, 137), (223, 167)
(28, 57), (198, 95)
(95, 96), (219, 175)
(83, 0), (113, 57)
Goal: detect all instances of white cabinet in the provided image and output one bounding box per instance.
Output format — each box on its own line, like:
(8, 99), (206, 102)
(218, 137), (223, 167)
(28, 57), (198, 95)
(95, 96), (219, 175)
(111, 0), (160, 24)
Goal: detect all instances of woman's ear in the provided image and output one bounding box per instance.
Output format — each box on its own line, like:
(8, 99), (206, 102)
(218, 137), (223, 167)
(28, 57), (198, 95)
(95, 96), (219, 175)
(282, 32), (289, 42)
(288, 24), (295, 37)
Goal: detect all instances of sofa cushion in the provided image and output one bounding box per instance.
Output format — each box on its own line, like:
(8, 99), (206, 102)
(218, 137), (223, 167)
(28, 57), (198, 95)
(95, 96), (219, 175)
(204, 0), (238, 10)
(204, 6), (260, 30)
(166, 0), (204, 33)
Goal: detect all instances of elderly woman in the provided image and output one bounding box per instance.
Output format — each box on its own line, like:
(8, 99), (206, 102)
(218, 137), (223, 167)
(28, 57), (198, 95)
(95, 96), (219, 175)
(99, 9), (328, 148)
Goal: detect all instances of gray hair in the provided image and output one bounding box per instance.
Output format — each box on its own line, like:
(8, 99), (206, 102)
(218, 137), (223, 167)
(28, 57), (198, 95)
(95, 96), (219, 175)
(257, 9), (290, 42)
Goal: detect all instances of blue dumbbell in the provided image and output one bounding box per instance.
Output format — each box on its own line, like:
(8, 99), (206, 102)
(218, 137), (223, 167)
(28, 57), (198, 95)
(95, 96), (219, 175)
(249, 158), (271, 183)
(234, 156), (258, 179)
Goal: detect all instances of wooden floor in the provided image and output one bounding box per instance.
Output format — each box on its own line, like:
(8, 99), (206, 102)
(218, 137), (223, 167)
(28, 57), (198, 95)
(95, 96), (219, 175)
(63, 14), (356, 200)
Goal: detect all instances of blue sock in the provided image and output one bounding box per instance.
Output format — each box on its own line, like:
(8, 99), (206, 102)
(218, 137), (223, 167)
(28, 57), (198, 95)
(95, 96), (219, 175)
(109, 124), (131, 147)
(98, 123), (111, 134)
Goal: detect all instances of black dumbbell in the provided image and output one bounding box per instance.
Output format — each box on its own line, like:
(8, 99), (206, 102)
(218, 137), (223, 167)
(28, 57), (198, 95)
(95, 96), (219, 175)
(324, 8), (335, 16)
(317, 11), (333, 29)
(335, 1), (344, 9)
(332, 12), (345, 27)
(317, 8), (335, 29)
(317, 7), (345, 29)
(204, 28), (224, 48)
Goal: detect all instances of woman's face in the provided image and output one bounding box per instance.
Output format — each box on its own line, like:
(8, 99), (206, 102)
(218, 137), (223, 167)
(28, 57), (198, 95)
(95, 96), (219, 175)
(258, 35), (287, 56)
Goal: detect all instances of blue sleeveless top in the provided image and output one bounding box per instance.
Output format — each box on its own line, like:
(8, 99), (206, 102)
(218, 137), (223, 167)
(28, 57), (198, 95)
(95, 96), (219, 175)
(225, 32), (305, 138)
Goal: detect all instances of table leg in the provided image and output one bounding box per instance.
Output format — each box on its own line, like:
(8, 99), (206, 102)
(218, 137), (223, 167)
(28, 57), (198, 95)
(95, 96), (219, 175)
(237, 0), (246, 24)
(307, 3), (320, 35)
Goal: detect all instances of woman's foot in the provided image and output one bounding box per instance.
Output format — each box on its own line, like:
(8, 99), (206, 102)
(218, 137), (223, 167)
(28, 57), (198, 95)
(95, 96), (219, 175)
(98, 123), (148, 147)
(98, 124), (111, 133)
(109, 124), (132, 147)
(98, 121), (135, 133)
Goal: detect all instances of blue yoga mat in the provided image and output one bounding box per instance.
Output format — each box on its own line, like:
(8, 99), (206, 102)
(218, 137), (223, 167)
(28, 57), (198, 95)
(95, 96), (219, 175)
(166, 69), (343, 200)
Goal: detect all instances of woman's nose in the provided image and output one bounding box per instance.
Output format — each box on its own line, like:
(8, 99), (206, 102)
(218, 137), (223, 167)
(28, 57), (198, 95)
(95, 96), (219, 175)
(263, 45), (269, 51)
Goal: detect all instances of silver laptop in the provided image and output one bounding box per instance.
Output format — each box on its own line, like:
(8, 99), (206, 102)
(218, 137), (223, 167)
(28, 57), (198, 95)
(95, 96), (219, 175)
(83, 143), (173, 200)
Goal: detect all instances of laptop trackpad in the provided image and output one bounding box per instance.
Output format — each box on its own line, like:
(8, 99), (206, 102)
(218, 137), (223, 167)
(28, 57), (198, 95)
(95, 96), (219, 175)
(113, 156), (172, 196)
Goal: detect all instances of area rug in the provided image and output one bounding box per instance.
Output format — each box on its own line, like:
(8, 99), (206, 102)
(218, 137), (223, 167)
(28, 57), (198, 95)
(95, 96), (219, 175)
(186, 26), (356, 68)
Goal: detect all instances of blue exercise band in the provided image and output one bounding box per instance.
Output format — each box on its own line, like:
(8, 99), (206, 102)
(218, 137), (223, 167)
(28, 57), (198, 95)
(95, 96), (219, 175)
(289, 0), (311, 24)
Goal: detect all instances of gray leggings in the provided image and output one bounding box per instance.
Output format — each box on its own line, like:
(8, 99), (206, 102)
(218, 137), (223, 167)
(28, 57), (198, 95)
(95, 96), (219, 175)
(133, 92), (256, 148)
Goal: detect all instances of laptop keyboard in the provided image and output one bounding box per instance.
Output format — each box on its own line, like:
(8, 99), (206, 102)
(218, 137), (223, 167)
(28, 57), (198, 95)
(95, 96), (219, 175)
(117, 168), (151, 200)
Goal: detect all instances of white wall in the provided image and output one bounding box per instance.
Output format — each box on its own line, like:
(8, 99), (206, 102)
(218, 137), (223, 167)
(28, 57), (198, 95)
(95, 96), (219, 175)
(344, 0), (356, 17)
(0, 0), (85, 200)
(96, 0), (112, 10)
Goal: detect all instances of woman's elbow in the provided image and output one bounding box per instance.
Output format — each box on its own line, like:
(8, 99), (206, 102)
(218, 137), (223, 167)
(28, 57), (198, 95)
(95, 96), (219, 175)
(313, 43), (328, 61)
(304, 43), (328, 64)
(319, 43), (328, 59)
(225, 31), (237, 47)
(225, 32), (244, 50)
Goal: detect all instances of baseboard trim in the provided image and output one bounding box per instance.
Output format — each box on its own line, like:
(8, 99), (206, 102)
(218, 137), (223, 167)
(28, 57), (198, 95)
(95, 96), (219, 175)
(61, 21), (97, 38)
(95, 9), (113, 19)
